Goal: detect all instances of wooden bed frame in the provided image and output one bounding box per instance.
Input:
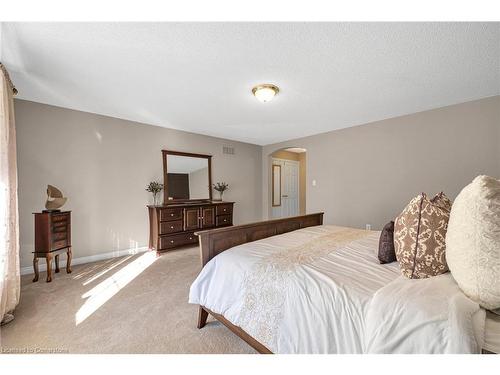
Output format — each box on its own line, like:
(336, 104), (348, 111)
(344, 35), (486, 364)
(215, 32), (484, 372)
(194, 212), (324, 353)
(194, 212), (497, 355)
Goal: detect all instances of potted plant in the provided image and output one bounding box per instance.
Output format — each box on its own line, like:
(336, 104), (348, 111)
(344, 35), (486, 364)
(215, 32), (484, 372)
(146, 181), (163, 206)
(213, 182), (229, 201)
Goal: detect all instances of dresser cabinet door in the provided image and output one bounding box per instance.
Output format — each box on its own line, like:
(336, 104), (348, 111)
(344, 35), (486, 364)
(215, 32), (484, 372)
(184, 207), (200, 231)
(201, 206), (215, 228)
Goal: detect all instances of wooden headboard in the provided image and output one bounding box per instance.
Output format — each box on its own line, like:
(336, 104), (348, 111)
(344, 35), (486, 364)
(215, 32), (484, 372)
(195, 212), (324, 267)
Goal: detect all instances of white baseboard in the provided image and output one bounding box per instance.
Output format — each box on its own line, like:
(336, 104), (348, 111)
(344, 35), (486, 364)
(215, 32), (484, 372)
(20, 246), (149, 276)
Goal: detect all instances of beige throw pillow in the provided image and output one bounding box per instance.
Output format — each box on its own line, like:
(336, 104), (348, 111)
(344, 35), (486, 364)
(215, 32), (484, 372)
(446, 176), (500, 310)
(394, 192), (451, 279)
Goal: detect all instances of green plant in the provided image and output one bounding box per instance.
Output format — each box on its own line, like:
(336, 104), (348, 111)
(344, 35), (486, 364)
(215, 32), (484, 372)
(213, 182), (229, 199)
(213, 182), (229, 193)
(146, 181), (163, 205)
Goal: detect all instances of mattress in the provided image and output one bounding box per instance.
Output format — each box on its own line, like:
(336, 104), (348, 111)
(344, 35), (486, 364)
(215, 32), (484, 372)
(189, 224), (492, 353)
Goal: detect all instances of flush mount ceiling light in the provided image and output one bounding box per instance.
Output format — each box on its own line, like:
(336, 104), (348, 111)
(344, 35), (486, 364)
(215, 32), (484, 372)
(252, 84), (279, 103)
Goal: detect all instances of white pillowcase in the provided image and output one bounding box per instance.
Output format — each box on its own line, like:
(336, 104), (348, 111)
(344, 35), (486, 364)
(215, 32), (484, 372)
(446, 175), (500, 310)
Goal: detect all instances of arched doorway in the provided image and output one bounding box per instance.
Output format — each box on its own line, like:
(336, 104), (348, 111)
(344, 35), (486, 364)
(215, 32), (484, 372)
(269, 147), (306, 218)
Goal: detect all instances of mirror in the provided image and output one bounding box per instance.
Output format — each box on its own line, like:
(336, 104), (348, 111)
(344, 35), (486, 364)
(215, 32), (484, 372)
(272, 164), (281, 207)
(162, 150), (212, 202)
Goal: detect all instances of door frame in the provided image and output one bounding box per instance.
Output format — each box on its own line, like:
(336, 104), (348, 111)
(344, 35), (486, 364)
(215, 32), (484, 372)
(271, 157), (300, 219)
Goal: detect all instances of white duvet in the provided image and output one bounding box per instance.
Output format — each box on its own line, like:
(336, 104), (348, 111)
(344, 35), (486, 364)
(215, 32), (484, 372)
(189, 225), (484, 353)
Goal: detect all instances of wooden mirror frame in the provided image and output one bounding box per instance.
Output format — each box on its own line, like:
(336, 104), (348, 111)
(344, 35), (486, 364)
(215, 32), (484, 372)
(162, 150), (213, 204)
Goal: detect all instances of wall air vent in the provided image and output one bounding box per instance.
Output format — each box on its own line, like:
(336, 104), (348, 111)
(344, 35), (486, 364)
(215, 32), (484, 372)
(222, 146), (235, 155)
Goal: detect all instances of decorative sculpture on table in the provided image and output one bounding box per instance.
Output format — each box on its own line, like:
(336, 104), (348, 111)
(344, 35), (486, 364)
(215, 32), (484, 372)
(44, 185), (67, 211)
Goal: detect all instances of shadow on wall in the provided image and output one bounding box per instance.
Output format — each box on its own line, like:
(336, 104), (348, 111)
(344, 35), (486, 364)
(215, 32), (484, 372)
(268, 147), (307, 219)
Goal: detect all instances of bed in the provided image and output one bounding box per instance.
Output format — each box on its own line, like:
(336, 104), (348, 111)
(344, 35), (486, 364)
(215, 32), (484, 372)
(189, 213), (499, 354)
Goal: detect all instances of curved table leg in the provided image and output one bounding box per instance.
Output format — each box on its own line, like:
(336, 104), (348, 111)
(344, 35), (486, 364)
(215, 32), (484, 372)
(55, 254), (60, 273)
(46, 253), (53, 283)
(66, 247), (72, 274)
(33, 255), (39, 282)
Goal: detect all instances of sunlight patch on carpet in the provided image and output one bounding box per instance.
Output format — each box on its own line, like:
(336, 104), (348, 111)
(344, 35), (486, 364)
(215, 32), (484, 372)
(82, 255), (133, 286)
(75, 251), (158, 325)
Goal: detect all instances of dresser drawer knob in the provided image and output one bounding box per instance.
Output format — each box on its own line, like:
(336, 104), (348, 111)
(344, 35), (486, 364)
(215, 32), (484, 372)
(189, 237), (193, 240)
(170, 240), (174, 244)
(223, 208), (226, 211)
(170, 226), (174, 229)
(170, 213), (174, 217)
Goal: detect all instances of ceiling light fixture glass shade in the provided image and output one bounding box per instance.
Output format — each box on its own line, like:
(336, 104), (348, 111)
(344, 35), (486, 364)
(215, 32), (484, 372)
(252, 84), (279, 103)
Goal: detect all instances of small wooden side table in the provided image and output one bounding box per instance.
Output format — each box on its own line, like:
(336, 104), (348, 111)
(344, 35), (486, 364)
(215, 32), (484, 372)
(33, 211), (72, 282)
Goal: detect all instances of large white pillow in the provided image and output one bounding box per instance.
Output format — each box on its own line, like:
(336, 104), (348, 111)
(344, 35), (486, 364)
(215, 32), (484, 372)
(446, 175), (500, 310)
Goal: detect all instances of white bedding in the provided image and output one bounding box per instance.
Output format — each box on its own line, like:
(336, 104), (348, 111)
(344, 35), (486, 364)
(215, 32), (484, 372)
(365, 274), (485, 353)
(189, 225), (485, 353)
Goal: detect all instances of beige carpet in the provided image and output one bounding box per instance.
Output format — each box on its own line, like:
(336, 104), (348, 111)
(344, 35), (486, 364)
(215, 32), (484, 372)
(0, 247), (255, 354)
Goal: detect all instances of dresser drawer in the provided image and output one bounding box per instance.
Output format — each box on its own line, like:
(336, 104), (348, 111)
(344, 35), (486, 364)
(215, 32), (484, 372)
(159, 233), (198, 250)
(159, 220), (183, 235)
(216, 204), (233, 216)
(216, 214), (232, 226)
(159, 208), (183, 222)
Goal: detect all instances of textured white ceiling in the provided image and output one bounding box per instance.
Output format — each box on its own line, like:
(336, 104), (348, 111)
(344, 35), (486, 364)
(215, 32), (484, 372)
(2, 22), (499, 145)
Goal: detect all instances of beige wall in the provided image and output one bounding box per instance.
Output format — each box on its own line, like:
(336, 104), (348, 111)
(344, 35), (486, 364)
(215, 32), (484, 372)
(270, 150), (306, 215)
(15, 100), (262, 268)
(263, 96), (500, 230)
(15, 96), (500, 269)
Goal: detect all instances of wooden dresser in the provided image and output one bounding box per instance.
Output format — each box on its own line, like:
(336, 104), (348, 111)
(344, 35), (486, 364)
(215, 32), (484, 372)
(148, 201), (234, 252)
(33, 210), (72, 282)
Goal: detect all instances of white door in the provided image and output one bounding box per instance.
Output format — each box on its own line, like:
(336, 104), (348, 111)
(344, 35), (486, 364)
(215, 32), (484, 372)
(272, 158), (299, 218)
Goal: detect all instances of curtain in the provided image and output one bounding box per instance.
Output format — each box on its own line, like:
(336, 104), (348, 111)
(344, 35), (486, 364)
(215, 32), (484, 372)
(0, 64), (20, 325)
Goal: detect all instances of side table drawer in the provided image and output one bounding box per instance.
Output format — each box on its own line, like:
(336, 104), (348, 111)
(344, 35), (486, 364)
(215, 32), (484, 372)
(51, 213), (70, 223)
(52, 232), (67, 241)
(52, 222), (68, 232)
(52, 239), (69, 250)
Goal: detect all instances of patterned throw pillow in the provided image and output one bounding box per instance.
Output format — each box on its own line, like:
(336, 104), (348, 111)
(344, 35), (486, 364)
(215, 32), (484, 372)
(378, 221), (396, 264)
(431, 191), (452, 211)
(394, 192), (452, 279)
